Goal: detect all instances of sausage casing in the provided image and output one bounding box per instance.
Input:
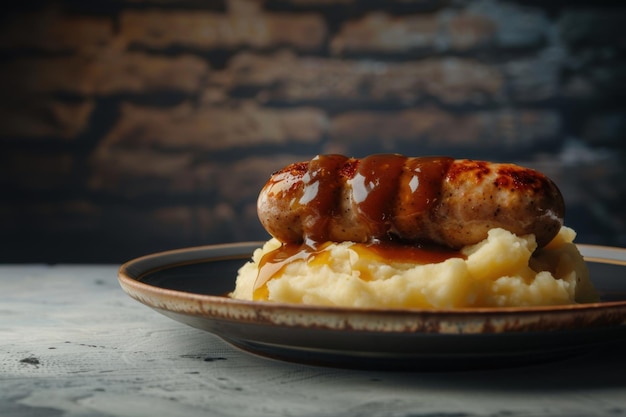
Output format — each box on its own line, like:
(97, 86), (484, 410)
(257, 154), (565, 249)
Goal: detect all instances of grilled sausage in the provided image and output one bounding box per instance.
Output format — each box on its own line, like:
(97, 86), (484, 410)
(257, 154), (565, 249)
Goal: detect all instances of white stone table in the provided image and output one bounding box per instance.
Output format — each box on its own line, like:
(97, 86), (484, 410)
(2, 264), (626, 417)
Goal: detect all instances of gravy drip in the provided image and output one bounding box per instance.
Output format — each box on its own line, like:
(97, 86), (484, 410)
(294, 154), (455, 243)
(253, 240), (464, 301)
(399, 156), (454, 216)
(350, 154), (406, 238)
(253, 154), (460, 300)
(293, 154), (348, 243)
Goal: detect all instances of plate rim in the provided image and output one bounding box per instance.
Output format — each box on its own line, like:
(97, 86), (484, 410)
(118, 242), (626, 331)
(117, 242), (626, 368)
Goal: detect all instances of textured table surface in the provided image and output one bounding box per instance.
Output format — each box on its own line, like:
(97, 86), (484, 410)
(2, 264), (626, 417)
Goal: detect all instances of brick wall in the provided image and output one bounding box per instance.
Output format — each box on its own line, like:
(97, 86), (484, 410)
(1, 0), (625, 263)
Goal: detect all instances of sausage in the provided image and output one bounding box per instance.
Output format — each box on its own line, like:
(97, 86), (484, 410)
(257, 154), (565, 249)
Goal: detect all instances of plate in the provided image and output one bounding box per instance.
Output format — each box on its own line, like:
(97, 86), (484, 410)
(118, 243), (626, 370)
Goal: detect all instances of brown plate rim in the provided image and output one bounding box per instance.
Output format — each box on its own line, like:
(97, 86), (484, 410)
(118, 242), (626, 333)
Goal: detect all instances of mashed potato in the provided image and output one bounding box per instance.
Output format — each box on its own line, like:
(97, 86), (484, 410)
(231, 227), (599, 309)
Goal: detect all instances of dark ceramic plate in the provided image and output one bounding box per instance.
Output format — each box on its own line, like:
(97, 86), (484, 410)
(118, 243), (626, 370)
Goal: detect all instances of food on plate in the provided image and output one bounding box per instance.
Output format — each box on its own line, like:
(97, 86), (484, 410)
(231, 154), (599, 308)
(257, 155), (565, 249)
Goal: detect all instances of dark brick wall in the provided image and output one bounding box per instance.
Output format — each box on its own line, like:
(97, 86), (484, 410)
(1, 0), (625, 263)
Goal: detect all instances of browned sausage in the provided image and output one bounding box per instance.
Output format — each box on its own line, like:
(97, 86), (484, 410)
(257, 154), (565, 249)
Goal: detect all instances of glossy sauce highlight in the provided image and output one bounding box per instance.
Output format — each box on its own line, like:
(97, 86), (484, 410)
(253, 154), (460, 300)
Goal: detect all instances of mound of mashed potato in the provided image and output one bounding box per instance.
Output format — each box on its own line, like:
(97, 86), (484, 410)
(231, 227), (599, 309)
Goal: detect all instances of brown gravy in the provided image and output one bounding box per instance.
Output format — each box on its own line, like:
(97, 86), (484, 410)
(253, 154), (461, 301)
(253, 240), (465, 301)
(286, 154), (454, 243)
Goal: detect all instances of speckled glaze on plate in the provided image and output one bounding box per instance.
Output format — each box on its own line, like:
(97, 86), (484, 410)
(118, 242), (626, 370)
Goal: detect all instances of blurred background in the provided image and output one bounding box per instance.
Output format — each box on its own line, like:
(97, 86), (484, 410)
(1, 0), (624, 264)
